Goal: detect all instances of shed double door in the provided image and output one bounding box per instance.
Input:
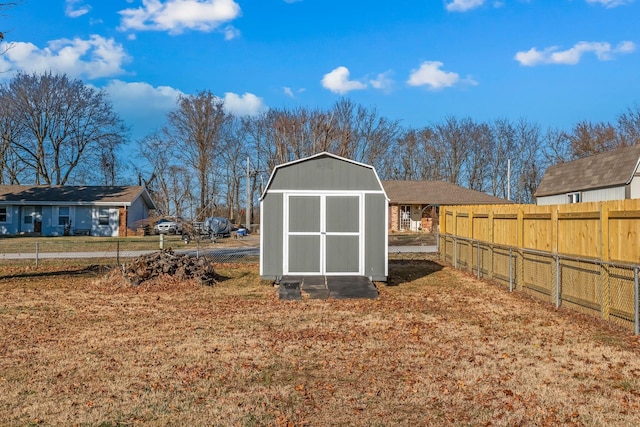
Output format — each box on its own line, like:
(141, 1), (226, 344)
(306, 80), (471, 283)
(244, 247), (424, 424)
(285, 194), (362, 275)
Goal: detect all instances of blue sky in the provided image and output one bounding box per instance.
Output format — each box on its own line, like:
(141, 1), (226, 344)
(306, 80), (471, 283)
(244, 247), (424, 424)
(1, 0), (639, 142)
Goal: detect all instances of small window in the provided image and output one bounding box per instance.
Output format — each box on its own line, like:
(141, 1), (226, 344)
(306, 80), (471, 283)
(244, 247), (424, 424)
(58, 207), (70, 226)
(98, 208), (110, 225)
(24, 213), (33, 224)
(567, 192), (581, 204)
(0, 207), (7, 223)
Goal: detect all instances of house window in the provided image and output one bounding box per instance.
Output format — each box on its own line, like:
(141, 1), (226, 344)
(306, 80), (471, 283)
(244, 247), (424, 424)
(567, 192), (581, 204)
(98, 208), (110, 225)
(58, 207), (70, 226)
(0, 207), (7, 223)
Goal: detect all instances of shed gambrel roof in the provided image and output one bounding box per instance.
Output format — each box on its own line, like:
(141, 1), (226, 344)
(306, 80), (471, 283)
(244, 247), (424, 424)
(261, 152), (387, 198)
(381, 180), (510, 205)
(0, 185), (156, 208)
(535, 144), (640, 198)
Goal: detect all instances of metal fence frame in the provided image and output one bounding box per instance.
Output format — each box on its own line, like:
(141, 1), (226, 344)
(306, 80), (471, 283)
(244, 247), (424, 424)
(0, 237), (260, 267)
(440, 233), (640, 335)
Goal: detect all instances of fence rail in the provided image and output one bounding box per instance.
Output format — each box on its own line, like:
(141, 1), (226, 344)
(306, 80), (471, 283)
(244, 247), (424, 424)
(0, 235), (260, 267)
(440, 234), (640, 334)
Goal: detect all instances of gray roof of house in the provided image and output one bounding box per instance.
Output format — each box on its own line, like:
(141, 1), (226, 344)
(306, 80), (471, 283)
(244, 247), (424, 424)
(535, 144), (640, 197)
(381, 180), (511, 205)
(0, 185), (155, 208)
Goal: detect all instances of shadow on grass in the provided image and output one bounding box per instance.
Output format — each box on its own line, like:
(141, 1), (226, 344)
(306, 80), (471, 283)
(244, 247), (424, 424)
(0, 264), (110, 280)
(386, 258), (444, 286)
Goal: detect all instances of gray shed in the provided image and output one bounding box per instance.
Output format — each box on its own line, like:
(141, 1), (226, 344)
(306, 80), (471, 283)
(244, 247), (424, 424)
(260, 152), (388, 282)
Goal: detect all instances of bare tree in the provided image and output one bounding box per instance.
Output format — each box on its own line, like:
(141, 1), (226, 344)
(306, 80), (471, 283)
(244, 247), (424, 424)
(430, 116), (473, 186)
(616, 104), (640, 147)
(135, 133), (192, 217)
(464, 121), (493, 192)
(0, 71), (126, 185)
(0, 94), (24, 183)
(568, 120), (618, 159)
(164, 90), (231, 220)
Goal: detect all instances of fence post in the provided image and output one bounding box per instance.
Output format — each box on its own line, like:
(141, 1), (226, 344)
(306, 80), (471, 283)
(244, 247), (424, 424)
(600, 205), (611, 320)
(454, 236), (458, 269)
(477, 240), (481, 279)
(555, 254), (560, 309)
(35, 241), (39, 268)
(509, 247), (513, 293)
(635, 266), (639, 336)
(116, 241), (120, 266)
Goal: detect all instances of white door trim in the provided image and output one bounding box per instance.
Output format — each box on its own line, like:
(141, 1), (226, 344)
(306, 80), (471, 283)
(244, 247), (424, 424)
(283, 192), (364, 275)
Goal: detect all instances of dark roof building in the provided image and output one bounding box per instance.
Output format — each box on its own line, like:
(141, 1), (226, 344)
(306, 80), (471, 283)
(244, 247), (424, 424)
(0, 185), (155, 237)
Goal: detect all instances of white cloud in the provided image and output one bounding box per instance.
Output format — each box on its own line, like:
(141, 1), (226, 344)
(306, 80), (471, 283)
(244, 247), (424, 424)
(407, 61), (464, 89)
(223, 25), (240, 40)
(223, 92), (267, 116)
(321, 66), (367, 94)
(445, 0), (484, 12)
(0, 35), (129, 80)
(119, 0), (242, 35)
(65, 0), (91, 17)
(515, 41), (636, 66)
(586, 0), (634, 8)
(369, 71), (394, 92)
(283, 86), (305, 98)
(104, 80), (184, 140)
(104, 82), (265, 140)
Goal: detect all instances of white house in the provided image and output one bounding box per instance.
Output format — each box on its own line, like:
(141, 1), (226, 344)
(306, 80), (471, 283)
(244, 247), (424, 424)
(0, 185), (156, 237)
(535, 144), (640, 205)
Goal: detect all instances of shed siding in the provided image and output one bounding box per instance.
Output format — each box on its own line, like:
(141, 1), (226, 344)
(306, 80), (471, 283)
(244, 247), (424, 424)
(326, 235), (359, 273)
(269, 157), (380, 192)
(365, 193), (387, 280)
(289, 196), (320, 232)
(326, 196), (359, 232)
(261, 193), (283, 277)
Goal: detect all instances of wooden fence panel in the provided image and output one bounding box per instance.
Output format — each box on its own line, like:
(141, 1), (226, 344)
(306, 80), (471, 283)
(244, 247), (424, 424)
(493, 215), (518, 246)
(443, 200), (640, 264)
(609, 210), (640, 263)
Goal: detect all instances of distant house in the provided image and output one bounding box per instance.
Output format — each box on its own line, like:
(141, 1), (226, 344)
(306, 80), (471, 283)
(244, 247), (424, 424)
(535, 144), (640, 205)
(0, 185), (156, 237)
(382, 180), (510, 232)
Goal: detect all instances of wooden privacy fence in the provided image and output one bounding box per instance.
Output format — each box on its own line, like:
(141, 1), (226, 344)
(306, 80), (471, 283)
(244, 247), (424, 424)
(439, 200), (640, 333)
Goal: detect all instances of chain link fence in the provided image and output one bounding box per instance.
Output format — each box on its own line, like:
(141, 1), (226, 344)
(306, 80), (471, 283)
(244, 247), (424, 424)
(0, 234), (260, 267)
(440, 234), (640, 334)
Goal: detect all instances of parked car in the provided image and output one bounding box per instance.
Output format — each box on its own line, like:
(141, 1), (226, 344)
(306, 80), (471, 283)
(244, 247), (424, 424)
(153, 218), (184, 235)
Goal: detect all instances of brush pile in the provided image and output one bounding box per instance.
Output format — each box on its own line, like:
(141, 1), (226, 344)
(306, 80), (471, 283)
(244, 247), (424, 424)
(123, 249), (217, 286)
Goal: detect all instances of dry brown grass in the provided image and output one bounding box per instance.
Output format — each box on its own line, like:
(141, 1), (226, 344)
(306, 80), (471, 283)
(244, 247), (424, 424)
(1, 256), (640, 426)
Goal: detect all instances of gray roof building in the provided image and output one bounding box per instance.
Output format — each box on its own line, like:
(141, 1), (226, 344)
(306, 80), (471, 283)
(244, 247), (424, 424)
(260, 152), (388, 281)
(382, 180), (510, 205)
(535, 144), (640, 205)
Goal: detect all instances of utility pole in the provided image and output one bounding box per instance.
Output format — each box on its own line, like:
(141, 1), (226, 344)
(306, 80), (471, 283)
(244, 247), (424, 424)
(246, 156), (251, 231)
